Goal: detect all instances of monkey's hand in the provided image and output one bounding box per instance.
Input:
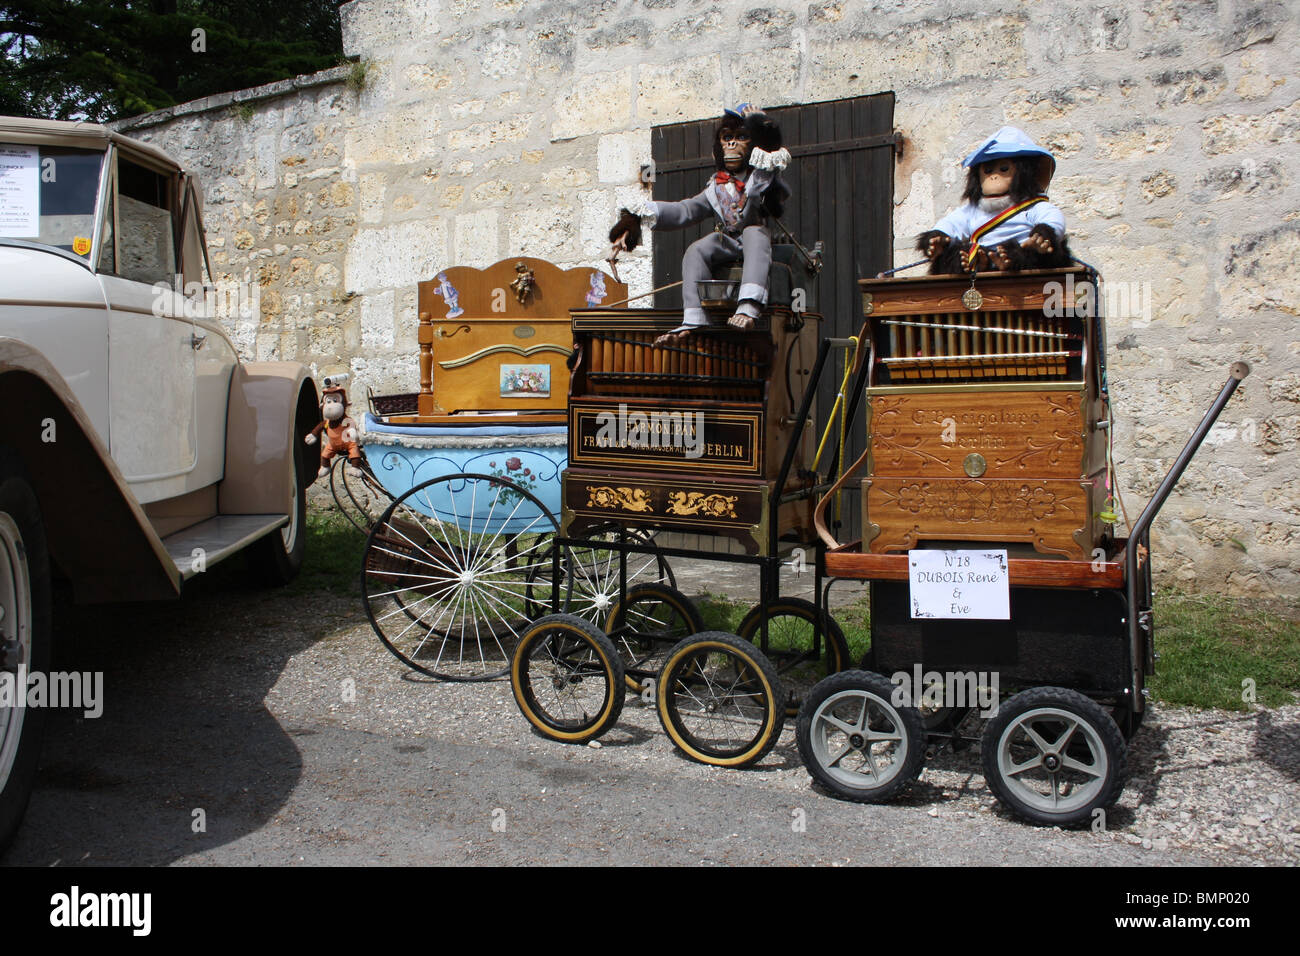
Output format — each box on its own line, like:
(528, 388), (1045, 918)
(608, 209), (642, 252)
(1021, 231), (1054, 254)
(917, 229), (950, 260)
(959, 247), (990, 273)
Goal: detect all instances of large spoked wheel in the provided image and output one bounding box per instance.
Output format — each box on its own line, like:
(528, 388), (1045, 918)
(0, 459), (51, 852)
(737, 598), (850, 716)
(982, 686), (1127, 827)
(656, 632), (784, 768)
(362, 473), (564, 681)
(511, 614), (626, 744)
(605, 583), (703, 693)
(329, 452), (394, 533)
(561, 524), (675, 622)
(796, 670), (926, 803)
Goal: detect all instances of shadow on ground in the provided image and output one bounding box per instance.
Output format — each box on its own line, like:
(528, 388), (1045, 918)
(3, 562), (339, 866)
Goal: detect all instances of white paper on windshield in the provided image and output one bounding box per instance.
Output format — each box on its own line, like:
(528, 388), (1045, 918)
(908, 549), (1010, 620)
(0, 145), (39, 236)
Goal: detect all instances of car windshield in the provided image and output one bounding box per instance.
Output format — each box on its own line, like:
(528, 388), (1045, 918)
(0, 143), (103, 259)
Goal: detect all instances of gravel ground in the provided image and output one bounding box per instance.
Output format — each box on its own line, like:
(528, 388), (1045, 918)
(5, 547), (1297, 866)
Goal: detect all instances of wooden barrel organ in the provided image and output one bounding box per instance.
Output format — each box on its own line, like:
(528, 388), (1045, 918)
(563, 248), (822, 555)
(856, 265), (1110, 561)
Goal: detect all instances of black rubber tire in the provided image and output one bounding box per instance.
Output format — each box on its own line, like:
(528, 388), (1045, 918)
(656, 631), (784, 768)
(511, 614), (625, 744)
(981, 686), (1127, 828)
(247, 415), (309, 585)
(796, 670), (926, 803)
(605, 583), (703, 694)
(0, 458), (52, 852)
(737, 598), (850, 716)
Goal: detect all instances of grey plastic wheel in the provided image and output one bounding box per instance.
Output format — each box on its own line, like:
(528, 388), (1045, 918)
(796, 670), (925, 803)
(982, 686), (1127, 827)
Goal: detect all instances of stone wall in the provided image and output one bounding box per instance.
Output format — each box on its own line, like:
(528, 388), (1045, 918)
(115, 0), (1300, 595)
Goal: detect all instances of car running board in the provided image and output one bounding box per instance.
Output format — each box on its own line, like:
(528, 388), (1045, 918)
(161, 514), (289, 580)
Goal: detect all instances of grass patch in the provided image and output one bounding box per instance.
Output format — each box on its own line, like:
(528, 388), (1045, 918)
(695, 592), (747, 633)
(1149, 589), (1300, 711)
(683, 588), (1299, 712)
(292, 509), (368, 595)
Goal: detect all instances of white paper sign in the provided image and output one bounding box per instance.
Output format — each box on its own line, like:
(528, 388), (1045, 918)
(909, 549), (1010, 620)
(0, 145), (39, 237)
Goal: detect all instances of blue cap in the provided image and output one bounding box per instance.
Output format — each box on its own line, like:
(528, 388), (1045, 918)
(724, 102), (753, 120)
(963, 126), (1055, 190)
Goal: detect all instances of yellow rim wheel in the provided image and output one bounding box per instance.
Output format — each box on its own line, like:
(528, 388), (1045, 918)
(511, 614), (625, 744)
(656, 632), (784, 768)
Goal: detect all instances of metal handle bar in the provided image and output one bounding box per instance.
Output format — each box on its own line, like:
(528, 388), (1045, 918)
(1125, 360), (1250, 709)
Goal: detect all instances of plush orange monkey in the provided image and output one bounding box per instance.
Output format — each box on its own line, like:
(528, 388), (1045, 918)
(305, 380), (362, 477)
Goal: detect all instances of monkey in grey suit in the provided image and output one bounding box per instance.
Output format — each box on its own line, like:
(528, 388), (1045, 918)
(610, 104), (791, 345)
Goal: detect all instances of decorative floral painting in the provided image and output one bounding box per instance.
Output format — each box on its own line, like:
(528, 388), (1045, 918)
(500, 363), (550, 398)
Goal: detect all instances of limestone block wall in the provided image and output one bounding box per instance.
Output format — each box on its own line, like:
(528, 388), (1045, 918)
(115, 0), (1300, 595)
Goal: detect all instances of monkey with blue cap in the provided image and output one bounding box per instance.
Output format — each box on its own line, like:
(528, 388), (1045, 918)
(609, 103), (791, 346)
(918, 126), (1073, 275)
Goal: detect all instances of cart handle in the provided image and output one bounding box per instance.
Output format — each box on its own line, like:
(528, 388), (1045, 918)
(1125, 361), (1250, 711)
(809, 336), (871, 549)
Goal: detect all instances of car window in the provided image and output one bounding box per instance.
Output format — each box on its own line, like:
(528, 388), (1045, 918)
(116, 156), (177, 284)
(0, 143), (103, 259)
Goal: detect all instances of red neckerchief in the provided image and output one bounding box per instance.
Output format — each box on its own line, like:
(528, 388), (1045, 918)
(715, 170), (745, 193)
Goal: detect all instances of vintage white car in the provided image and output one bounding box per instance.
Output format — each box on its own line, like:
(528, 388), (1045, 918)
(0, 117), (319, 849)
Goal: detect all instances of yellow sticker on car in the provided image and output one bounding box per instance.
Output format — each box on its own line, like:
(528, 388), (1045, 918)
(72, 236), (91, 256)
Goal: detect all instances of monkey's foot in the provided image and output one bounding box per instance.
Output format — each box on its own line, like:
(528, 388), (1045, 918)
(654, 325), (695, 347)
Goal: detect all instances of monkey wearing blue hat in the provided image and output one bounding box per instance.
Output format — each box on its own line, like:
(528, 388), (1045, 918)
(609, 103), (790, 346)
(918, 126), (1073, 275)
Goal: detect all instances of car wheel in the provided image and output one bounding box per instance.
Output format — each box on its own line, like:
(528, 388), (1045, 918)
(0, 458), (52, 852)
(247, 417), (309, 586)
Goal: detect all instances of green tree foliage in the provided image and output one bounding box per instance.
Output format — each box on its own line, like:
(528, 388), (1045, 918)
(0, 0), (343, 122)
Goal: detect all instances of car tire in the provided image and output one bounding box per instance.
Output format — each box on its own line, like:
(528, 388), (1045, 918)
(0, 456), (52, 853)
(247, 414), (309, 586)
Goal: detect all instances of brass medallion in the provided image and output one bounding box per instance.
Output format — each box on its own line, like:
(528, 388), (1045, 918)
(962, 287), (983, 310)
(963, 453), (987, 477)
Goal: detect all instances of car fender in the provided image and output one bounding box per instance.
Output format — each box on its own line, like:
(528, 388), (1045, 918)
(219, 362), (319, 517)
(0, 336), (180, 602)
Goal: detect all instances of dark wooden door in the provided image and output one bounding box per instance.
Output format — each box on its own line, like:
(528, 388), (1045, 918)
(649, 92), (897, 541)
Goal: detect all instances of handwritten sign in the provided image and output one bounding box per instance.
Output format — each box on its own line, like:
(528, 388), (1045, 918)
(0, 145), (38, 237)
(909, 549), (1009, 620)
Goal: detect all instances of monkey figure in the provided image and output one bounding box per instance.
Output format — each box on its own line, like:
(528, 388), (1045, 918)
(918, 126), (1073, 275)
(305, 384), (362, 477)
(609, 102), (791, 346)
